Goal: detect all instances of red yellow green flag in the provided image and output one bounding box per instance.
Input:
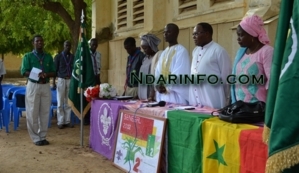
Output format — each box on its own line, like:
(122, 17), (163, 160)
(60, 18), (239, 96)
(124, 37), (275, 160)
(202, 117), (258, 173)
(239, 128), (268, 173)
(167, 110), (211, 173)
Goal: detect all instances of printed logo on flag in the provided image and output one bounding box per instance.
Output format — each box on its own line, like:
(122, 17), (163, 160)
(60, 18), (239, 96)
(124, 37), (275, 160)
(72, 59), (80, 81)
(98, 103), (114, 149)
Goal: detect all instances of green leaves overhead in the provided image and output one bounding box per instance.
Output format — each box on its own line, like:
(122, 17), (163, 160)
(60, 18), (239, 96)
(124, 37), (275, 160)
(0, 0), (91, 55)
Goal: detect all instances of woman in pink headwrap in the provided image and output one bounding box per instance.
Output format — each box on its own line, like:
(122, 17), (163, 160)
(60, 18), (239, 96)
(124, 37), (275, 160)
(231, 15), (274, 103)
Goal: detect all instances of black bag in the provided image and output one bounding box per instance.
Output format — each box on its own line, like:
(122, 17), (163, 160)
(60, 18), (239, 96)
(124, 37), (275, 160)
(211, 100), (266, 124)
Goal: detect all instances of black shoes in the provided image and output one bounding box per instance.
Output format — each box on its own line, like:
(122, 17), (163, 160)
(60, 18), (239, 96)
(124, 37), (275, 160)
(42, 140), (49, 145)
(64, 123), (74, 128)
(34, 140), (50, 146)
(58, 123), (74, 129)
(58, 124), (64, 129)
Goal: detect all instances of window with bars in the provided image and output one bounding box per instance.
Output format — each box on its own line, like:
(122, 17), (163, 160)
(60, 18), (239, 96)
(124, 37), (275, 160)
(132, 0), (144, 26)
(178, 0), (197, 14)
(116, 0), (144, 30)
(210, 0), (234, 6)
(117, 0), (127, 29)
(176, 0), (241, 19)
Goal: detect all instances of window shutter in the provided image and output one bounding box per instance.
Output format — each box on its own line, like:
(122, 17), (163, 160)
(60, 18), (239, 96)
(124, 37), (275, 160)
(178, 0), (197, 14)
(133, 0), (144, 26)
(117, 0), (127, 29)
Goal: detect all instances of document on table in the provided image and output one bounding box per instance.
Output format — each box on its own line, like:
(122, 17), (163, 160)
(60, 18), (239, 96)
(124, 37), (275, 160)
(29, 67), (42, 81)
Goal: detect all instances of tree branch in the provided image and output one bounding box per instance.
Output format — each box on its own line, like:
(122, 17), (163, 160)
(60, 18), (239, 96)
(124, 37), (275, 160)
(72, 0), (87, 24)
(41, 1), (75, 30)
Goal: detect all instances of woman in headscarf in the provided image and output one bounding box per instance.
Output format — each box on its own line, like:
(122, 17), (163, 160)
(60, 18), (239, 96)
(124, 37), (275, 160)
(138, 34), (162, 101)
(231, 15), (274, 103)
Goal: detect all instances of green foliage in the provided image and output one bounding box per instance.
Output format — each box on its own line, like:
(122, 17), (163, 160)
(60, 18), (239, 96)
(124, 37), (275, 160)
(0, 0), (91, 56)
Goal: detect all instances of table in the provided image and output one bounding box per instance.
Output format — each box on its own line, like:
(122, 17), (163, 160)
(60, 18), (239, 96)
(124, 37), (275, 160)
(167, 110), (268, 173)
(90, 101), (268, 173)
(120, 102), (216, 173)
(123, 101), (216, 118)
(89, 99), (128, 160)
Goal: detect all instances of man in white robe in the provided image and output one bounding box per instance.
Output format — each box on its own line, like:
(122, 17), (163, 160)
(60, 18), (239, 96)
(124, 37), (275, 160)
(189, 23), (232, 109)
(155, 23), (190, 105)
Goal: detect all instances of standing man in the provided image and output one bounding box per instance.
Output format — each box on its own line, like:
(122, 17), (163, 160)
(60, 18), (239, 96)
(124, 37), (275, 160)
(189, 23), (231, 109)
(21, 35), (56, 146)
(53, 40), (74, 129)
(83, 38), (101, 125)
(155, 23), (191, 105)
(123, 37), (145, 98)
(90, 38), (101, 85)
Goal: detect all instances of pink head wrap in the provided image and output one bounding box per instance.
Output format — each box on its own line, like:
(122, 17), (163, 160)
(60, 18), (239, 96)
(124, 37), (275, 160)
(240, 15), (270, 45)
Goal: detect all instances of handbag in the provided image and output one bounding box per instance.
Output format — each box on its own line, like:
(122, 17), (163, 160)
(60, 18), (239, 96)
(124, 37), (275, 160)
(211, 100), (266, 124)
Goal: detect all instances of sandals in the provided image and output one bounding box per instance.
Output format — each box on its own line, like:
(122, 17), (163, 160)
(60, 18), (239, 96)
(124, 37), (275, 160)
(34, 140), (50, 146)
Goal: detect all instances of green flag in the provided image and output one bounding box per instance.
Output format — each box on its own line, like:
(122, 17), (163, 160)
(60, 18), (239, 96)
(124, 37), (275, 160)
(68, 15), (95, 119)
(263, 0), (299, 172)
(167, 110), (211, 173)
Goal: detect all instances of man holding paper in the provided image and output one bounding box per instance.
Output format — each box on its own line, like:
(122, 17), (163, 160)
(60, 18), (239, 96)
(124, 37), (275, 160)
(21, 35), (56, 146)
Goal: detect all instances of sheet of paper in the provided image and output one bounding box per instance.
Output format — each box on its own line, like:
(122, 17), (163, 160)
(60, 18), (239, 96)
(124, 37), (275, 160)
(29, 67), (42, 81)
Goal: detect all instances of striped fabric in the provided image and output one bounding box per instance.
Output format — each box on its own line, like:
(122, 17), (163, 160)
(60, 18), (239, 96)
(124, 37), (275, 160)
(167, 111), (267, 173)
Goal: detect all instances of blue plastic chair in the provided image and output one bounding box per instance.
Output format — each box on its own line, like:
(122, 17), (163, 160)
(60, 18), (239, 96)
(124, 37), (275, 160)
(5, 86), (26, 121)
(48, 89), (57, 127)
(2, 84), (15, 96)
(2, 84), (15, 121)
(5, 86), (24, 99)
(12, 88), (26, 130)
(71, 111), (80, 125)
(49, 89), (78, 127)
(0, 97), (10, 133)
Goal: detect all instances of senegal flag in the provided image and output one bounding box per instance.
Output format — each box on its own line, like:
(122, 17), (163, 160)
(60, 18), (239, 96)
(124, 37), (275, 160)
(167, 110), (211, 173)
(202, 117), (258, 173)
(68, 13), (95, 119)
(263, 1), (299, 172)
(167, 111), (267, 173)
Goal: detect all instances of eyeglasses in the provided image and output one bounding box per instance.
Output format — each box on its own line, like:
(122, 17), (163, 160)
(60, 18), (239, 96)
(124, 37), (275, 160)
(192, 31), (206, 37)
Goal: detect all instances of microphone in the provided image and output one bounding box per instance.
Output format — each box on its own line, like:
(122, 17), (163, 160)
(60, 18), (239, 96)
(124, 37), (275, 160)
(146, 101), (166, 107)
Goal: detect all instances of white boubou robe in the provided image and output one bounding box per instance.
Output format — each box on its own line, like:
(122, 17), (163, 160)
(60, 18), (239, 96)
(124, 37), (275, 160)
(189, 41), (232, 109)
(155, 44), (191, 105)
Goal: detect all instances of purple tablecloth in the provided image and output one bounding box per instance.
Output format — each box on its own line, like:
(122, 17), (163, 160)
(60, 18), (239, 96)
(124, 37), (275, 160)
(89, 100), (127, 160)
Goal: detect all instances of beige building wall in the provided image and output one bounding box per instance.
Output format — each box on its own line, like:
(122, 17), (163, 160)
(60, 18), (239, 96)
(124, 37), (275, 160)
(1, 53), (22, 78)
(92, 0), (280, 95)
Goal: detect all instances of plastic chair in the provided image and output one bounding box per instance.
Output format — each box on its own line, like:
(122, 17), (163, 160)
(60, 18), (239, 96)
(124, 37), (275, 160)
(12, 88), (26, 130)
(5, 86), (26, 121)
(2, 84), (15, 96)
(48, 89), (57, 127)
(2, 84), (15, 121)
(0, 97), (10, 133)
(71, 111), (80, 125)
(5, 86), (24, 99)
(49, 103), (57, 127)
